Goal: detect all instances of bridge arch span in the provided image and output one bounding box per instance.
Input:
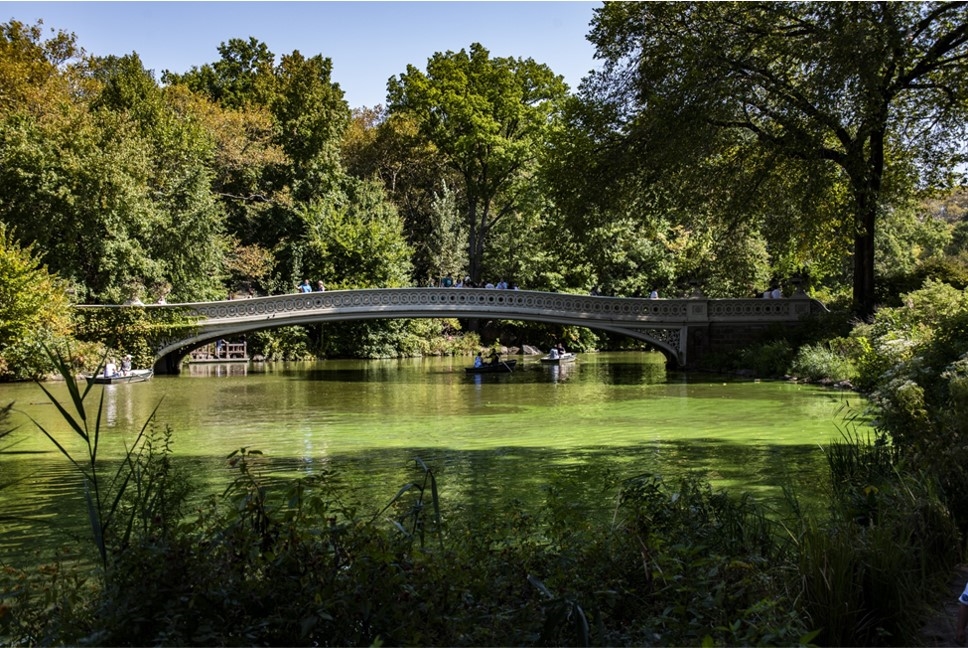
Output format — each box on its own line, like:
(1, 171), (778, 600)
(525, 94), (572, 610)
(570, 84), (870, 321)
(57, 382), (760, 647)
(146, 288), (680, 373)
(78, 288), (825, 373)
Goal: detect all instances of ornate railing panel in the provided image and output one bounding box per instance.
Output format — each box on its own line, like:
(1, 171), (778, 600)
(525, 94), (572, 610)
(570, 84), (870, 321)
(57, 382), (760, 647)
(175, 288), (820, 326)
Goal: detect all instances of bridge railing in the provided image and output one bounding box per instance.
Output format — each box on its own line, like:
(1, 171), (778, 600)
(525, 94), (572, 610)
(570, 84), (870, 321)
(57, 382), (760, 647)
(159, 288), (822, 327)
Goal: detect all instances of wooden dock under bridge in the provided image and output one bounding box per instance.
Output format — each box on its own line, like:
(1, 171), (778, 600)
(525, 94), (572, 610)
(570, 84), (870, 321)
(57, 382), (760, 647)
(189, 340), (248, 363)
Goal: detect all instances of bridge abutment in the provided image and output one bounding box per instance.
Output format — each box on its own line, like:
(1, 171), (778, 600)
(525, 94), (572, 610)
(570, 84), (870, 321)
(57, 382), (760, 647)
(153, 350), (187, 375)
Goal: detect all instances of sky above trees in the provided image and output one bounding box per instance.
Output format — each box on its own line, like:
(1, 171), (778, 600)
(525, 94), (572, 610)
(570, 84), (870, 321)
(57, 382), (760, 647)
(3, 1), (600, 109)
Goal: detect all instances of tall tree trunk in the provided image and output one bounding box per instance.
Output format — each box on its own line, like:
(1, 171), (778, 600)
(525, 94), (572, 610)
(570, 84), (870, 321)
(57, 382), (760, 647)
(466, 193), (490, 285)
(851, 128), (885, 321)
(852, 214), (876, 320)
(854, 124), (888, 321)
(467, 199), (480, 284)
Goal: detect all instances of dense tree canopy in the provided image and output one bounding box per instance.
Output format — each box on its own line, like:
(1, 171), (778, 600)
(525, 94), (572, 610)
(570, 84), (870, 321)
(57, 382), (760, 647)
(584, 1), (968, 316)
(297, 177), (413, 290)
(387, 43), (569, 284)
(0, 24), (227, 303)
(164, 37), (353, 287)
(342, 108), (454, 284)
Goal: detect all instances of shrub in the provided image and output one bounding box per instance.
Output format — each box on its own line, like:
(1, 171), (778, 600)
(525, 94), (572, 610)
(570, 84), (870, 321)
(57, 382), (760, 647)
(790, 342), (857, 383)
(845, 280), (968, 528)
(0, 225), (74, 380)
(248, 325), (315, 360)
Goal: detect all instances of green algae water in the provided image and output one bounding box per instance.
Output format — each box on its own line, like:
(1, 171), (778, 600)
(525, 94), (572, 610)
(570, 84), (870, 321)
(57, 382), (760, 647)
(0, 352), (867, 565)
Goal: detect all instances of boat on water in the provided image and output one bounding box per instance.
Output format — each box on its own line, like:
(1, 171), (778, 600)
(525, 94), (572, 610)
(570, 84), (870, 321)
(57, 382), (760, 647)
(465, 360), (517, 374)
(540, 352), (577, 365)
(86, 369), (154, 384)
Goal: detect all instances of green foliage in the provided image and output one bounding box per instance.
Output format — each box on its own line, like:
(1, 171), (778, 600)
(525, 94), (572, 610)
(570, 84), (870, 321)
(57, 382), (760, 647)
(0, 224), (73, 380)
(248, 319), (474, 362)
(0, 20), (82, 118)
(584, 2), (968, 316)
(247, 325), (314, 361)
(317, 319), (431, 359)
(560, 215), (678, 297)
(298, 178), (413, 289)
(875, 201), (952, 303)
(72, 305), (199, 370)
(734, 339), (795, 378)
(0, 50), (228, 304)
(603, 473), (807, 647)
(428, 181), (468, 283)
(342, 109), (454, 285)
(164, 36), (351, 287)
(388, 42), (568, 284)
(848, 279), (968, 390)
(794, 428), (958, 646)
(4, 448), (816, 646)
(843, 279), (968, 533)
(877, 256), (968, 308)
(395, 318), (474, 357)
(0, 554), (96, 646)
(790, 341), (857, 384)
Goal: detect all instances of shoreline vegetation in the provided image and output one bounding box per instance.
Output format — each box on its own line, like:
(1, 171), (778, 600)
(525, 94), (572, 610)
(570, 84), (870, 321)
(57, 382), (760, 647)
(2, 278), (968, 645)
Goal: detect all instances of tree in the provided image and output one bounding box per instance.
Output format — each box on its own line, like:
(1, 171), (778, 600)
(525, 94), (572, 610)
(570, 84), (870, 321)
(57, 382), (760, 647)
(164, 36), (276, 109)
(342, 108), (455, 284)
(427, 181), (467, 284)
(0, 223), (71, 380)
(387, 43), (569, 284)
(0, 50), (228, 303)
(298, 177), (413, 289)
(165, 38), (351, 282)
(0, 19), (81, 118)
(272, 51), (347, 201)
(166, 84), (287, 253)
(585, 2), (968, 317)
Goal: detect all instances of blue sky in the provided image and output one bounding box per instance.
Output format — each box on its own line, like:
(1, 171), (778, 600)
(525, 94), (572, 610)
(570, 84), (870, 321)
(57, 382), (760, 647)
(4, 1), (602, 109)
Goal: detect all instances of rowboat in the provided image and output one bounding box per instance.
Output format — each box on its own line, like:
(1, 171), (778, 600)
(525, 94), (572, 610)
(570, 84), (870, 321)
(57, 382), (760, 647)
(540, 352), (577, 365)
(86, 369), (154, 384)
(465, 360), (517, 374)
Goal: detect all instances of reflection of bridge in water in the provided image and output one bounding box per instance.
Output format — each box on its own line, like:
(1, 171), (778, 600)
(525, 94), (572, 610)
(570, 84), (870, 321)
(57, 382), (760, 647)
(82, 288), (828, 373)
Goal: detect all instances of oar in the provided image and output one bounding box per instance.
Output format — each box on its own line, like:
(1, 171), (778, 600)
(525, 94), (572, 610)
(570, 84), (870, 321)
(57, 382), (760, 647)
(501, 361), (513, 372)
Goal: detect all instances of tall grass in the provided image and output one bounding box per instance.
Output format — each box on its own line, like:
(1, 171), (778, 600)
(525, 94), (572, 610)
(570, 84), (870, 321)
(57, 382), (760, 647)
(793, 424), (959, 646)
(791, 343), (857, 383)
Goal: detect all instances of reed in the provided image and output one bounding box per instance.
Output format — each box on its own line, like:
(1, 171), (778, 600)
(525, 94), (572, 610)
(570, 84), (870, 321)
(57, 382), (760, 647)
(374, 456), (444, 551)
(28, 346), (163, 574)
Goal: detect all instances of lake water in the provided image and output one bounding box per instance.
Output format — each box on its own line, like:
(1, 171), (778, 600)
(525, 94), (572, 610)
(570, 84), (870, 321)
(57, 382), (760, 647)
(0, 352), (867, 566)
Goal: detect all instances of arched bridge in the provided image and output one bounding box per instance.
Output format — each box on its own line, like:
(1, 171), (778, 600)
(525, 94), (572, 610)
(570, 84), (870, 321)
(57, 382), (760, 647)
(81, 288), (827, 373)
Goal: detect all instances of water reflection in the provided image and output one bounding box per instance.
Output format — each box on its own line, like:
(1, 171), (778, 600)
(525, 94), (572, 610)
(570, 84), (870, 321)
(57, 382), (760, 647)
(187, 362), (250, 378)
(547, 362), (572, 384)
